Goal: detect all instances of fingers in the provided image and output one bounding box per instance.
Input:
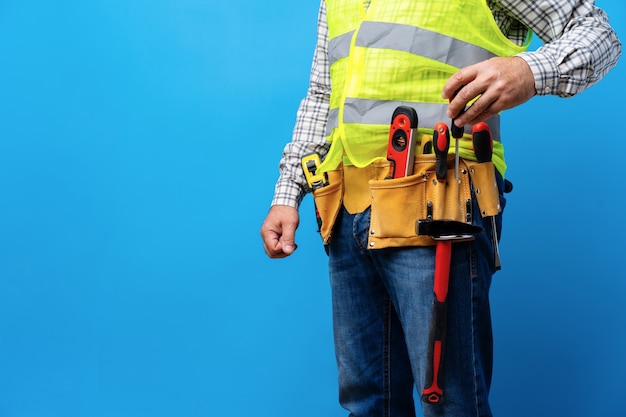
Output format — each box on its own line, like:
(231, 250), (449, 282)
(260, 205), (300, 258)
(261, 223), (295, 259)
(442, 67), (477, 120)
(261, 228), (291, 259)
(450, 83), (500, 127)
(442, 57), (536, 128)
(443, 65), (498, 127)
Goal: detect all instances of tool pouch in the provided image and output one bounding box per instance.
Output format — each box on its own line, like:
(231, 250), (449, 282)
(368, 154), (473, 249)
(311, 168), (343, 244)
(464, 160), (501, 218)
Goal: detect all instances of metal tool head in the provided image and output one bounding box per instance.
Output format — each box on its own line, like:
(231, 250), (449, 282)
(416, 219), (483, 239)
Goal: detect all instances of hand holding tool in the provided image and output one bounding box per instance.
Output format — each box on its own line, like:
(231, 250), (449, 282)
(387, 106), (418, 179)
(472, 122), (501, 270)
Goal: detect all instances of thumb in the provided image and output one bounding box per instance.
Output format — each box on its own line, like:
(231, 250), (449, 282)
(280, 223), (298, 255)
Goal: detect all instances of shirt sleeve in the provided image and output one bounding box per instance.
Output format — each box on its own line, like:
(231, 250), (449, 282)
(502, 0), (621, 97)
(271, 0), (332, 209)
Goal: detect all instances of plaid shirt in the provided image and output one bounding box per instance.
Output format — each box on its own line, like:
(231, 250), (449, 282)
(271, 0), (621, 209)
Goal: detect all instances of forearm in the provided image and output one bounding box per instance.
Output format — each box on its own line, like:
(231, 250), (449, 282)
(271, 0), (331, 209)
(504, 0), (621, 97)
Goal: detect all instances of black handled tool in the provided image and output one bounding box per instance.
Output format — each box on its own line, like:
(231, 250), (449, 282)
(450, 86), (467, 180)
(471, 122), (493, 162)
(449, 85), (467, 138)
(433, 122), (450, 181)
(472, 122), (501, 270)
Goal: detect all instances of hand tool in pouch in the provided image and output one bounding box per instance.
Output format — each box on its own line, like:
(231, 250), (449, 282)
(386, 106), (418, 179)
(472, 122), (502, 270)
(301, 152), (329, 232)
(418, 123), (482, 404)
(301, 153), (328, 190)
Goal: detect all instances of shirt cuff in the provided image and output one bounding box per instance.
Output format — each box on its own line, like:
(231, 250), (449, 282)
(516, 51), (561, 96)
(271, 178), (306, 209)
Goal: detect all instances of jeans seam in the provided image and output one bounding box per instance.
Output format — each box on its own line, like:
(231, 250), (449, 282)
(469, 241), (482, 417)
(471, 283), (481, 416)
(383, 296), (391, 417)
(353, 209), (370, 252)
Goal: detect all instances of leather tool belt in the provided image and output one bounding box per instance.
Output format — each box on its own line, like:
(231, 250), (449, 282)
(312, 153), (501, 249)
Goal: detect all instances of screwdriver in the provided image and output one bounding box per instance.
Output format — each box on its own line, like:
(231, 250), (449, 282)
(450, 86), (466, 180)
(433, 122), (450, 182)
(471, 122), (501, 270)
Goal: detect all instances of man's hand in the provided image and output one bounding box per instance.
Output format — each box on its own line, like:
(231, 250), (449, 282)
(260, 205), (300, 258)
(442, 56), (536, 127)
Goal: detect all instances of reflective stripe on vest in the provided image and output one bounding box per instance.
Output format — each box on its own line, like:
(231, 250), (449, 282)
(329, 22), (497, 69)
(328, 31), (354, 67)
(325, 97), (501, 141)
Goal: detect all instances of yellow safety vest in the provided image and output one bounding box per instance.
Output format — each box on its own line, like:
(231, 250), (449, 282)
(319, 0), (531, 175)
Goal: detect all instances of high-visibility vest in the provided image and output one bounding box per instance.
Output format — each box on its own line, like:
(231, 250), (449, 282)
(318, 0), (531, 175)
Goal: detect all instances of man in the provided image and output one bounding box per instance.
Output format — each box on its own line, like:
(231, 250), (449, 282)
(261, 0), (620, 416)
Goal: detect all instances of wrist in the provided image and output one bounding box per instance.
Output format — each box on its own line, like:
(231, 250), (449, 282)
(515, 51), (559, 96)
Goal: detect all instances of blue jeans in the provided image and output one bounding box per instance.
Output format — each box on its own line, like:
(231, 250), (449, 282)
(327, 179), (503, 417)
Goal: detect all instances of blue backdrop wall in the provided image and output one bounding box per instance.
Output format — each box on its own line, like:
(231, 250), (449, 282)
(0, 1), (624, 416)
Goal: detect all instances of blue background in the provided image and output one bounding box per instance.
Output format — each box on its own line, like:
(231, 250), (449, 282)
(0, 1), (624, 416)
